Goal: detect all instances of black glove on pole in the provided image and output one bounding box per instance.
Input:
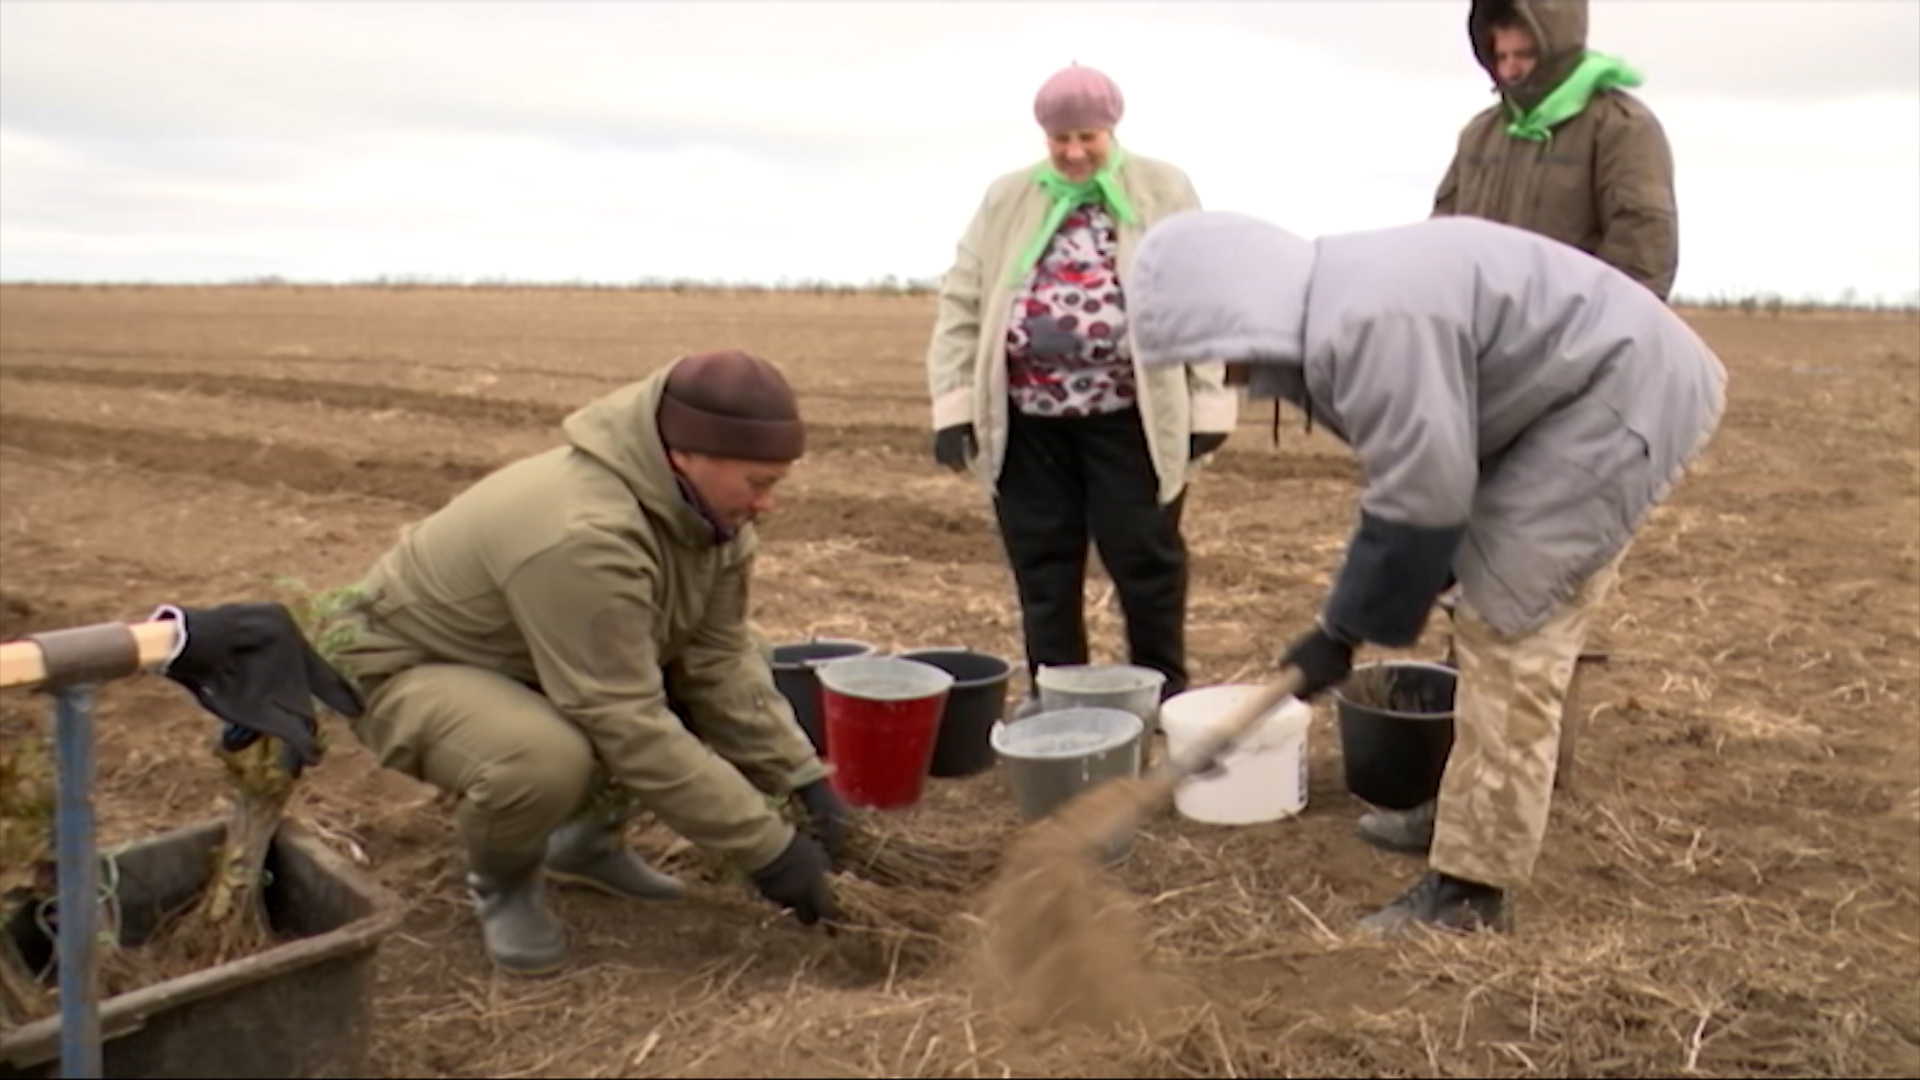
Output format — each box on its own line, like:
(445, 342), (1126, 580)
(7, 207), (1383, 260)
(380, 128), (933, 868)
(150, 602), (365, 773)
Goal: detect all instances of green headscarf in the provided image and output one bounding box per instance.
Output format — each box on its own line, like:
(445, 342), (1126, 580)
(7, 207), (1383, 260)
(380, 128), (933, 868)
(1506, 49), (1643, 142)
(1004, 144), (1139, 288)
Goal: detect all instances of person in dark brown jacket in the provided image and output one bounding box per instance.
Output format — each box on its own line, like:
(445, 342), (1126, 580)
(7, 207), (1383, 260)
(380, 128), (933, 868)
(1364, 0), (1681, 857)
(1431, 0), (1679, 300)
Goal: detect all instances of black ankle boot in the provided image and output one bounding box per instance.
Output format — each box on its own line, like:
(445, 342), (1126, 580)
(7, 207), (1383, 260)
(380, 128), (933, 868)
(1357, 870), (1510, 936)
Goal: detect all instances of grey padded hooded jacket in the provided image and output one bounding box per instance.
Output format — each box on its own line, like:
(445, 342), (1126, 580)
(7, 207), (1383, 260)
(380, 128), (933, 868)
(1126, 210), (1726, 644)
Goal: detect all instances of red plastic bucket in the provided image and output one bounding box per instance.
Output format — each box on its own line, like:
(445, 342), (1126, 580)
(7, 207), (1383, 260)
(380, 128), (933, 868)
(817, 656), (954, 810)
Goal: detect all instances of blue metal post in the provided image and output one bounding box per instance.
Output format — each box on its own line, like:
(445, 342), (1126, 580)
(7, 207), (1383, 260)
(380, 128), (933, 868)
(53, 683), (102, 1080)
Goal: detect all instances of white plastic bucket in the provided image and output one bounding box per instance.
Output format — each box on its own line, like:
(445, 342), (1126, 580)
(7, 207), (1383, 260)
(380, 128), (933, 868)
(1159, 684), (1312, 825)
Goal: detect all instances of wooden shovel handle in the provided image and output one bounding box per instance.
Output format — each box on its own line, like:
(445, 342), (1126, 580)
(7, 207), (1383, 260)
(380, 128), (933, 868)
(1071, 666), (1312, 854)
(1152, 666), (1308, 787)
(0, 619), (183, 691)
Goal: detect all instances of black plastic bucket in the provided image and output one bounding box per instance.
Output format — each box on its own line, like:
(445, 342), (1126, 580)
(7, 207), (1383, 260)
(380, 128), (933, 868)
(1333, 660), (1457, 811)
(771, 638), (878, 754)
(897, 647), (1014, 778)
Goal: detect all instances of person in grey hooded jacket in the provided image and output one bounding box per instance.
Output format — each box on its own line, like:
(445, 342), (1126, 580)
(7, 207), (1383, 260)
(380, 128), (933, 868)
(1126, 208), (1726, 934)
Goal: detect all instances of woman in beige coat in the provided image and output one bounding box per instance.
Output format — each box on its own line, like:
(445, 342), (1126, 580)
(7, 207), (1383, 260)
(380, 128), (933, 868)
(923, 63), (1237, 707)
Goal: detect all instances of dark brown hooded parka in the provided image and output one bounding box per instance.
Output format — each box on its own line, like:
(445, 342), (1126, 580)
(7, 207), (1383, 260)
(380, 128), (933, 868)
(1432, 0), (1680, 300)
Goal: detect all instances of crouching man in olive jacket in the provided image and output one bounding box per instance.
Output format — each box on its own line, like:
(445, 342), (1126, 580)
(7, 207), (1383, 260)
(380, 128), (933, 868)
(324, 350), (849, 975)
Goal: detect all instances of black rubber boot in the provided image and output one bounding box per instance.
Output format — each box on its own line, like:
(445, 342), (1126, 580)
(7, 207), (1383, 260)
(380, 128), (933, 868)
(543, 816), (687, 901)
(1357, 870), (1511, 937)
(467, 849), (569, 976)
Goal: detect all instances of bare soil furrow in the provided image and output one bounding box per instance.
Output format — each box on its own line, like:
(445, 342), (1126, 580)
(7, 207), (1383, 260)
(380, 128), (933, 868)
(0, 413), (490, 511)
(1, 363), (569, 428)
(0, 364), (932, 459)
(0, 344), (606, 383)
(0, 362), (1366, 486)
(0, 413), (1002, 565)
(0, 348), (931, 403)
(1207, 450), (1361, 484)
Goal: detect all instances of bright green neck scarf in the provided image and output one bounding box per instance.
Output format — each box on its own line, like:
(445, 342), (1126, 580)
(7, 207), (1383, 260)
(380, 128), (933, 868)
(1005, 145), (1138, 287)
(1506, 50), (1642, 141)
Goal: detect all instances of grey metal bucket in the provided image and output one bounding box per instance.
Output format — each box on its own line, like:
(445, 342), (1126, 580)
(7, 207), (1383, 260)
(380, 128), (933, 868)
(1035, 664), (1165, 733)
(1035, 663), (1166, 772)
(990, 706), (1144, 865)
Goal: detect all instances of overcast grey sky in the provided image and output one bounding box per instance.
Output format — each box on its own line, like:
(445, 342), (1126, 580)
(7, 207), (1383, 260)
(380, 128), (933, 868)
(2, 1), (1916, 302)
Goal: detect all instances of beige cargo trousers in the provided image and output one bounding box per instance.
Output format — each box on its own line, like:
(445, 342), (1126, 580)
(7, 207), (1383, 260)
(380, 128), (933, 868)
(324, 620), (643, 866)
(1429, 545), (1629, 891)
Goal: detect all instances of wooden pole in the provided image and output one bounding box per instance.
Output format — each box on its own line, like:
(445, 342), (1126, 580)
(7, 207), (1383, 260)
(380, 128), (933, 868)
(0, 620), (182, 690)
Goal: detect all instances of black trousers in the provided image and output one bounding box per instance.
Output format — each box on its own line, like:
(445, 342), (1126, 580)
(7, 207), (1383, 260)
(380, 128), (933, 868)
(993, 405), (1190, 700)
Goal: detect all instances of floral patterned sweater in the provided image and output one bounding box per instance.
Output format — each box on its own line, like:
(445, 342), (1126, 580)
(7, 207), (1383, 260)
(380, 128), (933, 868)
(1003, 203), (1135, 418)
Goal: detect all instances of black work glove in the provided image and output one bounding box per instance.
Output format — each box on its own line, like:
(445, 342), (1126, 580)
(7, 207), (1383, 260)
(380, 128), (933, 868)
(793, 778), (850, 860)
(749, 832), (841, 926)
(1279, 623), (1358, 701)
(150, 602), (365, 775)
(932, 424), (976, 473)
(1189, 431), (1228, 460)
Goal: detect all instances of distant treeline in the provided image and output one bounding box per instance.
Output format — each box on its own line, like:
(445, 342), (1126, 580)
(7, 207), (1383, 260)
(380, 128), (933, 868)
(3, 275), (1917, 314)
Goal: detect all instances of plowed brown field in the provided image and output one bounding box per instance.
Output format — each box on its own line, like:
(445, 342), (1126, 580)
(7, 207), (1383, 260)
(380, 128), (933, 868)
(2, 285), (1916, 1078)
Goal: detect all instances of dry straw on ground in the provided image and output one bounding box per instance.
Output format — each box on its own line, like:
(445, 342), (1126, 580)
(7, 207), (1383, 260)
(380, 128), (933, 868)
(819, 873), (955, 979)
(644, 814), (1002, 984)
(836, 819), (1001, 893)
(819, 819), (1010, 981)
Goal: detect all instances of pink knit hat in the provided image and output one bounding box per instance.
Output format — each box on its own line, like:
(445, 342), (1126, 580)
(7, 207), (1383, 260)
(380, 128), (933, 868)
(1033, 63), (1124, 134)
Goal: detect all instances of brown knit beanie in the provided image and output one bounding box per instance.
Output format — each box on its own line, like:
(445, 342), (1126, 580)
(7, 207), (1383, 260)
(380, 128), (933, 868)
(656, 350), (805, 462)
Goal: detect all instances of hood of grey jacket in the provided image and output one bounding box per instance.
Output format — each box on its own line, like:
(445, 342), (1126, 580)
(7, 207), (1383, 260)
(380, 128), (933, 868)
(1127, 209), (1727, 640)
(1129, 209), (1320, 412)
